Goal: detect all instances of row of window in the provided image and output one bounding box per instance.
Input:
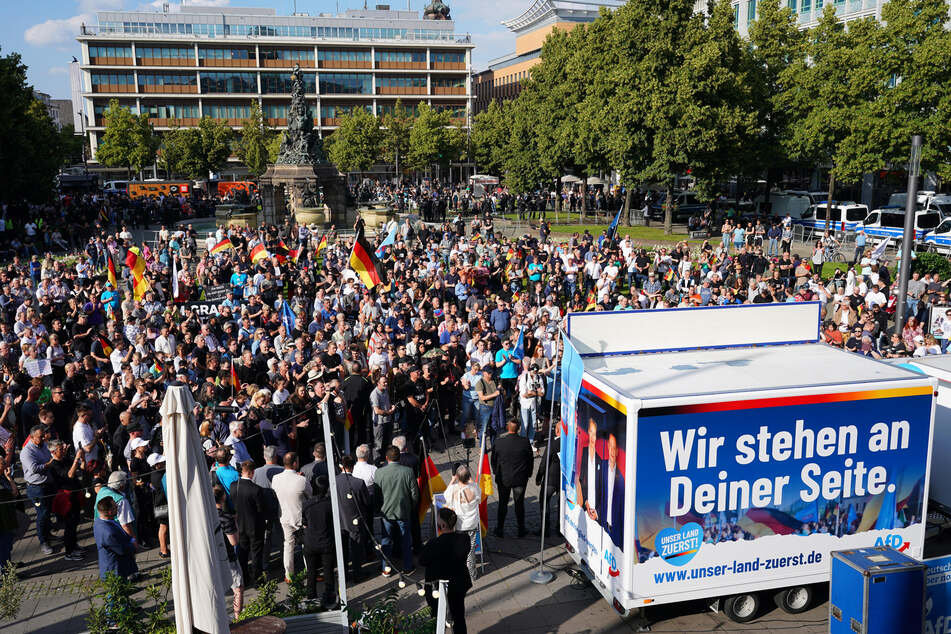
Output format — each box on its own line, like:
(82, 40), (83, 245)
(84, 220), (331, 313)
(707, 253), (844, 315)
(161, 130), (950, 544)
(377, 76), (427, 88)
(203, 104), (251, 120)
(432, 77), (465, 88)
(261, 48), (315, 61)
(91, 73), (134, 86)
(141, 103), (199, 119)
(137, 47), (192, 60)
(199, 48), (254, 60)
(431, 52), (465, 64)
(200, 72), (257, 93)
(320, 73), (372, 94)
(319, 49), (371, 62)
(319, 104), (373, 118)
(91, 72), (466, 93)
(375, 50), (426, 63)
(738, 0), (846, 22)
(138, 74), (197, 87)
(89, 46), (132, 58)
(97, 21), (457, 42)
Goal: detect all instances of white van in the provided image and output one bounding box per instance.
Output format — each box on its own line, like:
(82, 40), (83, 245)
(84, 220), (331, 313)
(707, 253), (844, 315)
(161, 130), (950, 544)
(863, 207), (942, 245)
(794, 202), (868, 233)
(102, 180), (128, 195)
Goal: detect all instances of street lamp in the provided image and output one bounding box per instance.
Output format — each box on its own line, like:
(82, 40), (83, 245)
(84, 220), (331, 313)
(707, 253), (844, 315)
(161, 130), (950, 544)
(894, 134), (923, 334)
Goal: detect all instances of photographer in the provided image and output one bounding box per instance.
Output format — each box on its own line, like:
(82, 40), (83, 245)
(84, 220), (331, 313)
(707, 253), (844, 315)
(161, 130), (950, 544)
(517, 363), (544, 453)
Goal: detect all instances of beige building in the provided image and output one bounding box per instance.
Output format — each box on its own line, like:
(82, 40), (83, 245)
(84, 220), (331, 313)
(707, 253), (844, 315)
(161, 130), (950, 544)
(473, 0), (622, 114)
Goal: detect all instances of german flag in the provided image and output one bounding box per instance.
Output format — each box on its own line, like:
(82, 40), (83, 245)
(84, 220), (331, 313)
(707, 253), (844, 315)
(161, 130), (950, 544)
(315, 234), (328, 258)
(664, 268), (674, 282)
(585, 290), (598, 312)
(210, 238), (233, 255)
(99, 208), (109, 224)
(98, 335), (113, 357)
(348, 226), (383, 289)
(288, 248), (300, 265)
(417, 454), (447, 524)
(478, 449), (493, 536)
(124, 246), (149, 301)
(230, 364), (241, 392)
(106, 252), (118, 288)
(249, 243), (268, 264)
(737, 508), (804, 537)
(344, 407), (354, 431)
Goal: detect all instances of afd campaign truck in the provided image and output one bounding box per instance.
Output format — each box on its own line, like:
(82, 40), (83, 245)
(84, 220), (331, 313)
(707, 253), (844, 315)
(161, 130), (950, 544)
(558, 302), (939, 624)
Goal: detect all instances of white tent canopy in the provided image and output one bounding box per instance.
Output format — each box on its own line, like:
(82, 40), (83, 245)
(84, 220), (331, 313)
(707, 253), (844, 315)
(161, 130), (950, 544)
(162, 384), (231, 634)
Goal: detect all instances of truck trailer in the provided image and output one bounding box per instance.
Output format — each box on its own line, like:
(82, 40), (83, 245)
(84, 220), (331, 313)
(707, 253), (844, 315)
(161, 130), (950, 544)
(558, 302), (937, 623)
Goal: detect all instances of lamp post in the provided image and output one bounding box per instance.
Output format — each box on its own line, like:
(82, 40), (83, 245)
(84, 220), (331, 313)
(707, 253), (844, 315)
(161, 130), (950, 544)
(894, 134), (923, 334)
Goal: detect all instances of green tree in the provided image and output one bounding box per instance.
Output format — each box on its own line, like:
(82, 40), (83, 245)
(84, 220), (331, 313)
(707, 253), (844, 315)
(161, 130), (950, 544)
(0, 49), (69, 201)
(747, 0), (805, 196)
(380, 99), (413, 177)
(236, 101), (276, 177)
(406, 103), (463, 175)
(470, 99), (509, 176)
(96, 99), (158, 179)
(864, 0), (951, 181)
(160, 116), (233, 180)
(325, 107), (382, 174)
(778, 7), (886, 219)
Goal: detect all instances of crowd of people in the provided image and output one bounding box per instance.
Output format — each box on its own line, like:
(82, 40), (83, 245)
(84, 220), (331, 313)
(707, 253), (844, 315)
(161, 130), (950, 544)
(0, 185), (948, 628)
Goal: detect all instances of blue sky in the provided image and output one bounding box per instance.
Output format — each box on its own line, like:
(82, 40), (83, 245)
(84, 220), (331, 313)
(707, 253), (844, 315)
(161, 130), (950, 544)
(3, 0), (534, 100)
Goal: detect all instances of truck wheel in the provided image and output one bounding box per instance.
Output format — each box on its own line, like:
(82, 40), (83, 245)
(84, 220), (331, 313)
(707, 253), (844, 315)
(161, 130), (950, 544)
(775, 585), (813, 614)
(723, 593), (760, 623)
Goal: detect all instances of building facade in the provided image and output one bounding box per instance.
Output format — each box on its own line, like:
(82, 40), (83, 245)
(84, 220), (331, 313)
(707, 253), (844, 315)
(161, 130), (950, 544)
(473, 0), (622, 114)
(731, 0), (885, 37)
(75, 4), (473, 167)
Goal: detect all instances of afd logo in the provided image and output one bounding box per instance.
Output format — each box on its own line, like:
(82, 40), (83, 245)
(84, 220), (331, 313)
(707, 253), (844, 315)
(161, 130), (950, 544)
(604, 549), (620, 577)
(875, 534), (910, 552)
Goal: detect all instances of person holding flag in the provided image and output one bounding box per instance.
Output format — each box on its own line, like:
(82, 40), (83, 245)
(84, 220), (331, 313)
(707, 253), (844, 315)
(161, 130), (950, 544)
(375, 221), (399, 260)
(280, 300), (296, 338)
(124, 246), (149, 301)
(348, 226), (383, 290)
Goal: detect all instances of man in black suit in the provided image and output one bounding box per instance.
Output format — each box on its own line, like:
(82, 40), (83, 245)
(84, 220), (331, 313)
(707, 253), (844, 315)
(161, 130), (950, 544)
(230, 460), (268, 587)
(533, 420), (561, 538)
(600, 432), (625, 548)
(335, 454), (371, 580)
(491, 419), (534, 537)
(576, 418), (602, 523)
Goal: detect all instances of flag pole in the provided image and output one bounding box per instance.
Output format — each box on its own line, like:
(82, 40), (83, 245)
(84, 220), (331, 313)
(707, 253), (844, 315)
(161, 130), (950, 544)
(530, 343), (559, 585)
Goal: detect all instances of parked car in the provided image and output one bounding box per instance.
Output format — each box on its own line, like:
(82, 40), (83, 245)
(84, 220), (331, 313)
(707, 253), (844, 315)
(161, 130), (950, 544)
(647, 191), (707, 223)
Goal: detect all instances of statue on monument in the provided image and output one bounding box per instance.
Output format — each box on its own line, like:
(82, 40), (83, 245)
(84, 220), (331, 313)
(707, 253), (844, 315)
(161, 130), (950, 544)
(276, 63), (327, 165)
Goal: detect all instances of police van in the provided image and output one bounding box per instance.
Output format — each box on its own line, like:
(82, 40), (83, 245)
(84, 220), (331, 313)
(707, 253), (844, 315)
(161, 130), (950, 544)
(793, 201), (868, 233)
(923, 216), (951, 253)
(863, 207), (942, 246)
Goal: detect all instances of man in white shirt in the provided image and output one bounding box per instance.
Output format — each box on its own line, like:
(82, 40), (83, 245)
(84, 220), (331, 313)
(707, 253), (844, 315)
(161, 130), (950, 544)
(352, 444), (377, 487)
(271, 452), (312, 581)
(865, 283), (887, 310)
(154, 325), (176, 356)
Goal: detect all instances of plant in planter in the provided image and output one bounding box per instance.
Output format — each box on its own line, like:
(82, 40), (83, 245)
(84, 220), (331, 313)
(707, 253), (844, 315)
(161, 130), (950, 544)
(348, 589), (435, 634)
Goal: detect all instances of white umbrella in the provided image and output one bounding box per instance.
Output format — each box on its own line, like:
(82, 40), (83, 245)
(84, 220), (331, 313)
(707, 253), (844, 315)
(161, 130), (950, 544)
(161, 384), (231, 634)
(561, 175), (582, 183)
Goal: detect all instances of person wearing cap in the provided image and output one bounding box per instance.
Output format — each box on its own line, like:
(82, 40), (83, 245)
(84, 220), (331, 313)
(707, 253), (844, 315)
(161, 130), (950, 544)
(94, 496), (138, 581)
(96, 470), (137, 545)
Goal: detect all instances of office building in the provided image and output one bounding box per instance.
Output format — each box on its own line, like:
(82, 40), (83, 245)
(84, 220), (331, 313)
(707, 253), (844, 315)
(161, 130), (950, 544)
(732, 0), (887, 38)
(473, 0), (622, 114)
(75, 3), (473, 169)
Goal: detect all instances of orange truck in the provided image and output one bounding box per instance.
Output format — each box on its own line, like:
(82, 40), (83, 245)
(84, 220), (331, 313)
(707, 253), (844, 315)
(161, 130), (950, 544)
(216, 181), (257, 198)
(127, 181), (192, 199)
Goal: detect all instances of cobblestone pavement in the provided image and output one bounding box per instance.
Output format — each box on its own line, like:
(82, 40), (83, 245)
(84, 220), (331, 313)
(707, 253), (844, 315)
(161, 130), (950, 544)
(2, 429), (828, 633)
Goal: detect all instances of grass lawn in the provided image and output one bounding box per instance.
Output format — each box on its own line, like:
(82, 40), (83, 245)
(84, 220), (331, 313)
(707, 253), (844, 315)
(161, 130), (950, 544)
(499, 212), (700, 243)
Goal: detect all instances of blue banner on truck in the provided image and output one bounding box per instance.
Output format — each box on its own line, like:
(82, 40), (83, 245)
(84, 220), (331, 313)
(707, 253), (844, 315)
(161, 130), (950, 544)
(927, 555), (951, 634)
(633, 386), (934, 596)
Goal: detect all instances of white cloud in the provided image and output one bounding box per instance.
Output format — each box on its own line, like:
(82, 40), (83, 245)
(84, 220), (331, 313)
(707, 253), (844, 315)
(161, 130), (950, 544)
(24, 14), (91, 48)
(77, 0), (124, 11)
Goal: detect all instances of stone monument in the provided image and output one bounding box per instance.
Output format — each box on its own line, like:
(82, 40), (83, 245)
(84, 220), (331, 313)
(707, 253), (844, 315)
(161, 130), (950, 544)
(259, 64), (350, 227)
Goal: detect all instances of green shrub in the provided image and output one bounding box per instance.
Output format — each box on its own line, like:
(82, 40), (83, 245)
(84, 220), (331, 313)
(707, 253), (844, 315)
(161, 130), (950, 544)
(237, 577), (279, 620)
(86, 570), (173, 634)
(913, 251), (951, 278)
(0, 562), (24, 621)
(349, 589), (435, 634)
